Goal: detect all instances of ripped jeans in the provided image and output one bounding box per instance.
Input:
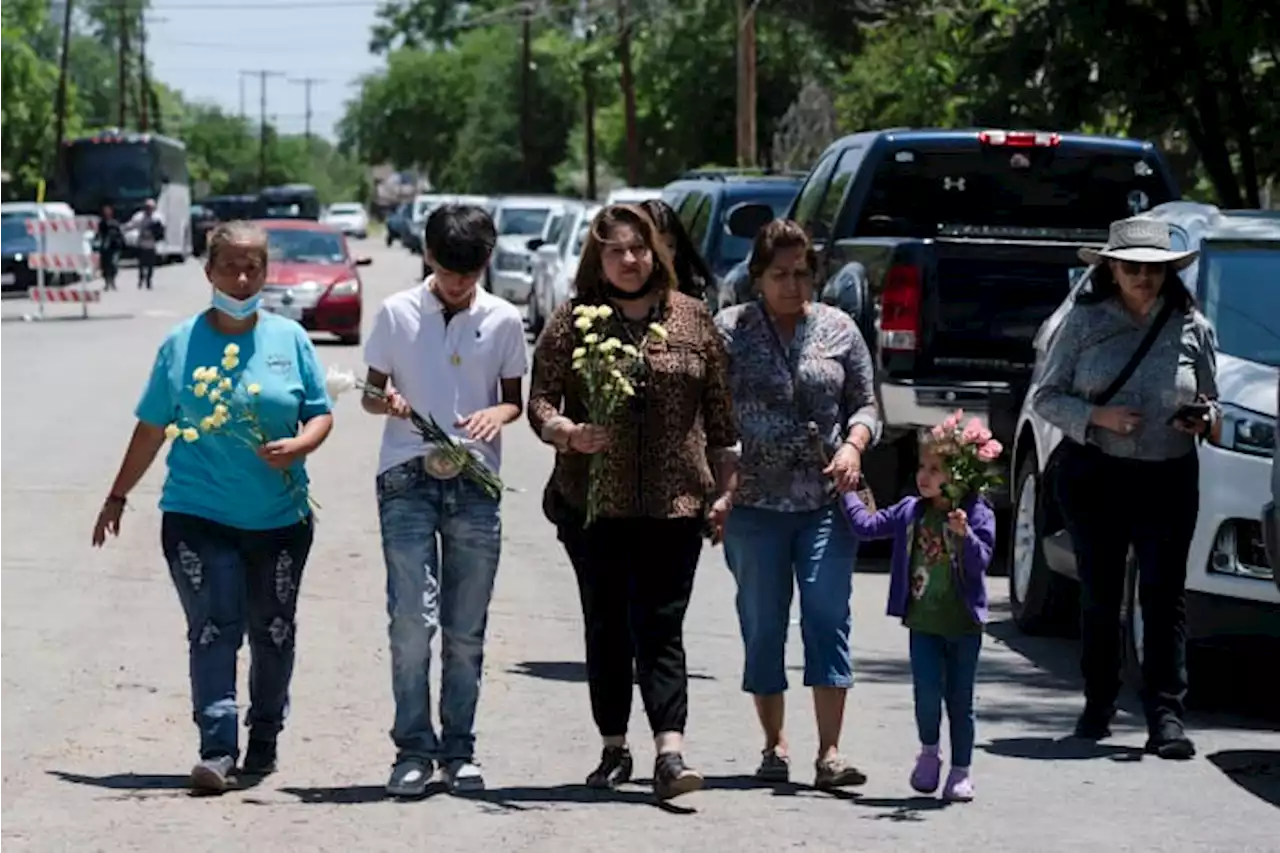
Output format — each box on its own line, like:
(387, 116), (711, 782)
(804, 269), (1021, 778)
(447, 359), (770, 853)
(162, 512), (313, 761)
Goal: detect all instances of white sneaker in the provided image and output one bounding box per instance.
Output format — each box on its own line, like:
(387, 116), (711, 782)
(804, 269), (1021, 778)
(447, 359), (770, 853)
(443, 759), (485, 793)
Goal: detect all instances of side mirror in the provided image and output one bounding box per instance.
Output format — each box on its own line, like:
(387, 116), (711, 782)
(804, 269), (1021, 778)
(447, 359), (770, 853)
(726, 202), (775, 239)
(355, 255), (373, 266)
(526, 237), (545, 252)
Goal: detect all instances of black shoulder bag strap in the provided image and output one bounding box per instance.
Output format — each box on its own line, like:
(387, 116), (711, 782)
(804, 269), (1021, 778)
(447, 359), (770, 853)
(1091, 297), (1177, 406)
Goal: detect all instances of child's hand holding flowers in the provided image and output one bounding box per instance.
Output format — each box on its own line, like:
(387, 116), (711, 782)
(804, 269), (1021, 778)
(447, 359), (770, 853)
(947, 508), (969, 536)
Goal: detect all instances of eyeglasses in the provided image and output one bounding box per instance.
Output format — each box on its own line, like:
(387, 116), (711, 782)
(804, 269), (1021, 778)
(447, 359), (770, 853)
(602, 243), (651, 263)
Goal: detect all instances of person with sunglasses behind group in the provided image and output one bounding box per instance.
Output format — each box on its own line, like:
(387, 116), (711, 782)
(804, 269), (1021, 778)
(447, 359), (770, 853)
(1033, 216), (1218, 761)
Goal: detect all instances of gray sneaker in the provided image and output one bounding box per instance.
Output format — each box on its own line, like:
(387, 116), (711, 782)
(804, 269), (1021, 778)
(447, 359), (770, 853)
(443, 759), (485, 793)
(189, 755), (236, 793)
(386, 758), (433, 797)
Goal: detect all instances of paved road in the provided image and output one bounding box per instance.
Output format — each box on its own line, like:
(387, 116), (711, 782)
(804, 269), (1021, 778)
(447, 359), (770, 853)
(3, 241), (1277, 852)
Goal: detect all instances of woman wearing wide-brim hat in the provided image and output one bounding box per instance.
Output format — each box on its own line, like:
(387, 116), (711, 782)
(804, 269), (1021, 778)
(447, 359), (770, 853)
(1032, 215), (1217, 761)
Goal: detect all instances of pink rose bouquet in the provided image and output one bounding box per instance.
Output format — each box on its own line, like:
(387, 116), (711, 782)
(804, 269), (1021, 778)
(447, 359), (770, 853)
(928, 409), (1005, 504)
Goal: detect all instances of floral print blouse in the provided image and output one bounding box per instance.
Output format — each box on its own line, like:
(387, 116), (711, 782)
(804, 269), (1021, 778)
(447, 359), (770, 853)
(715, 301), (881, 512)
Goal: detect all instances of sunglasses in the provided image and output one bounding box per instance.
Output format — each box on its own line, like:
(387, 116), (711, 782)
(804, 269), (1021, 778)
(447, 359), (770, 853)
(1118, 260), (1167, 275)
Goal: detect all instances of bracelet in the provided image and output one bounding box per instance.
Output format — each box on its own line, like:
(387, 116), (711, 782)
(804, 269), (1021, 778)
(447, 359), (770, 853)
(105, 494), (128, 507)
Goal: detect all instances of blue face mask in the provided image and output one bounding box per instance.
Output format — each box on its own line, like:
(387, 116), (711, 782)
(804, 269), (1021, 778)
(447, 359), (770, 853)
(211, 289), (262, 320)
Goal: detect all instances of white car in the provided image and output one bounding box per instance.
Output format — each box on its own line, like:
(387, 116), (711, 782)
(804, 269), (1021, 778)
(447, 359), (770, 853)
(321, 203), (369, 239)
(487, 196), (569, 303)
(606, 187), (663, 205)
(1009, 202), (1279, 680)
(528, 203), (599, 335)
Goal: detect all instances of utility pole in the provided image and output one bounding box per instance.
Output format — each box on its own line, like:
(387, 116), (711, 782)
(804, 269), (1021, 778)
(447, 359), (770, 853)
(618, 0), (639, 187)
(117, 3), (130, 128)
(289, 77), (324, 147)
(52, 0), (74, 163)
(239, 73), (247, 120)
(736, 0), (758, 167)
(242, 69), (285, 188)
(520, 2), (533, 191)
(139, 11), (149, 131)
(583, 53), (597, 201)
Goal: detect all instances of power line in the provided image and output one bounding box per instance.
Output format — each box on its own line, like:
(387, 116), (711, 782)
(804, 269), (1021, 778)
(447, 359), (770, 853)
(241, 69), (286, 187)
(288, 77), (325, 144)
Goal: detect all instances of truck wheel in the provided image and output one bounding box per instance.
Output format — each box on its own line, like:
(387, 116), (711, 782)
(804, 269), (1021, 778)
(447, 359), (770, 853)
(1009, 454), (1075, 635)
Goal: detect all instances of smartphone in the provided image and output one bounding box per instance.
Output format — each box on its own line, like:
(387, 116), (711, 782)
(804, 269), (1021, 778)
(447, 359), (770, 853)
(1167, 402), (1211, 426)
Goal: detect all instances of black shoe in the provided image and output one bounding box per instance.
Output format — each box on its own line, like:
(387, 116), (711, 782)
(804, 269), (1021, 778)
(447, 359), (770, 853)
(1145, 718), (1195, 760)
(653, 752), (703, 801)
(242, 739), (278, 776)
(1073, 705), (1114, 740)
(586, 745), (633, 789)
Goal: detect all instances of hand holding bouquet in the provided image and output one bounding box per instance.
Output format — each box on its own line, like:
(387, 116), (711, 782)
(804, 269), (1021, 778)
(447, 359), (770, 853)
(570, 304), (665, 527)
(325, 366), (504, 500)
(164, 343), (318, 520)
(929, 409), (1004, 505)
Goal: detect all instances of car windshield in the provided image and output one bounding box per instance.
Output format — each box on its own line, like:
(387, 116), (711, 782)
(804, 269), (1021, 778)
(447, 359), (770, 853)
(67, 142), (154, 200)
(412, 199), (441, 220)
(571, 222), (590, 255)
(267, 229), (347, 264)
(1, 214), (36, 243)
(328, 204), (361, 215)
(206, 198), (255, 220)
(497, 207), (550, 236)
(1199, 242), (1280, 367)
(857, 146), (1175, 240)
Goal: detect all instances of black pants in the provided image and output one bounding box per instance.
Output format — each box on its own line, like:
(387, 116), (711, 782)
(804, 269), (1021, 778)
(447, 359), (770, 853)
(558, 517), (703, 738)
(138, 247), (156, 289)
(1056, 445), (1198, 724)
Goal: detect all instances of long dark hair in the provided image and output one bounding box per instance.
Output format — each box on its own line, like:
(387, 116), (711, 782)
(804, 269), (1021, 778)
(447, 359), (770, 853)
(1077, 261), (1195, 312)
(639, 199), (714, 298)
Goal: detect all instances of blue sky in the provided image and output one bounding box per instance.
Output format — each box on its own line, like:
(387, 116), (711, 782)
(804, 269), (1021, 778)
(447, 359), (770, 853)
(146, 0), (387, 141)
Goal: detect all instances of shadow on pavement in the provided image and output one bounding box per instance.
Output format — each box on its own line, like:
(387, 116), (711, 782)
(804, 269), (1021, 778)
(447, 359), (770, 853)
(850, 795), (950, 822)
(48, 769), (264, 798)
(469, 783), (696, 815)
(983, 736), (1144, 762)
(987, 618), (1280, 732)
(280, 783), (445, 804)
(1206, 750), (1280, 808)
(508, 660), (715, 683)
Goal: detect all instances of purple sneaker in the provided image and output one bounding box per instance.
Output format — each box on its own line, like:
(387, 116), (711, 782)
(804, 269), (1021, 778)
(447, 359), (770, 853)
(943, 768), (974, 802)
(909, 750), (942, 794)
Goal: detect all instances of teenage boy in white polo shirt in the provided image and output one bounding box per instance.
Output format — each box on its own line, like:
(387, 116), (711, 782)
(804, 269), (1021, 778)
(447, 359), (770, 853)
(362, 204), (528, 797)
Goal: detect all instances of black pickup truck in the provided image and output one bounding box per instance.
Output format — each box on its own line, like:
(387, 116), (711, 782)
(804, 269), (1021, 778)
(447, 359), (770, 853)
(724, 128), (1181, 507)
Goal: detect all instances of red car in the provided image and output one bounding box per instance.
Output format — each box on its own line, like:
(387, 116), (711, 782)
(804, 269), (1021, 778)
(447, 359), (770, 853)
(256, 219), (370, 345)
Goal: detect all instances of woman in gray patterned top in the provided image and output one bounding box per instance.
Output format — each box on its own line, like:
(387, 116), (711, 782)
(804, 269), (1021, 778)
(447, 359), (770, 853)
(1033, 216), (1217, 761)
(714, 220), (881, 789)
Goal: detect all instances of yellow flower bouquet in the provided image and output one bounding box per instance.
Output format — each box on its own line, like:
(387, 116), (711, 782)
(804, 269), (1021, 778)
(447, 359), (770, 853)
(163, 343), (318, 520)
(570, 304), (666, 527)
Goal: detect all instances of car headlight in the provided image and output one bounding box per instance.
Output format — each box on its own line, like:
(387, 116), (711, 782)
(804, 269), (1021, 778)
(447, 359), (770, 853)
(495, 251), (527, 272)
(1209, 402), (1276, 457)
(328, 279), (359, 296)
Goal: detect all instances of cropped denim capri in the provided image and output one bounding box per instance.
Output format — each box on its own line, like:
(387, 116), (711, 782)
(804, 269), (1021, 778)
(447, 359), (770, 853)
(722, 502), (857, 695)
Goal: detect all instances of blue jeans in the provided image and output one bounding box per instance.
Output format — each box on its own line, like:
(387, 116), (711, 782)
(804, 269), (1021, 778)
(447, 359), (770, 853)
(722, 503), (857, 695)
(909, 631), (982, 768)
(161, 512), (313, 761)
(377, 461), (502, 763)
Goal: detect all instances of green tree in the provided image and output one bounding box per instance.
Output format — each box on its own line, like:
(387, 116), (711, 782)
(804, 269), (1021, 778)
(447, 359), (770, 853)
(2, 0), (77, 197)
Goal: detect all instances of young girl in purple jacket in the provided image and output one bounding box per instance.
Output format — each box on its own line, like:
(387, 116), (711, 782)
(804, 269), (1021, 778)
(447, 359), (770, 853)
(843, 428), (997, 802)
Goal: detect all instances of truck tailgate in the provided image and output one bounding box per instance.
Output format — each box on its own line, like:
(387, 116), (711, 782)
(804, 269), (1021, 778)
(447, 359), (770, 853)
(927, 239), (1081, 378)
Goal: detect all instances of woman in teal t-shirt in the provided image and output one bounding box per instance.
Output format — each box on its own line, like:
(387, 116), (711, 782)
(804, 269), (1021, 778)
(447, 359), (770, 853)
(91, 221), (334, 794)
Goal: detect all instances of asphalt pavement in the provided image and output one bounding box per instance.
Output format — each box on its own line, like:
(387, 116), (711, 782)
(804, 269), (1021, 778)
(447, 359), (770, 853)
(2, 240), (1277, 852)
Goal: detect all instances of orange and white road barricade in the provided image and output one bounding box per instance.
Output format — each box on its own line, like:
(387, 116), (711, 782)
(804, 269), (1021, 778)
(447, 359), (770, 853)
(25, 213), (101, 320)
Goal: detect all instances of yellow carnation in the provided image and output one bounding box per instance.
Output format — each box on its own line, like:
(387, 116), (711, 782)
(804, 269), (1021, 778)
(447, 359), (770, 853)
(181, 427), (200, 443)
(595, 305), (613, 319)
(208, 389), (221, 403)
(223, 343), (240, 357)
(219, 377), (233, 391)
(200, 416), (216, 431)
(584, 333), (599, 345)
(193, 382), (208, 398)
(247, 383), (261, 395)
(621, 343), (639, 357)
(648, 323), (668, 340)
(164, 423), (181, 440)
(572, 347), (586, 359)
(221, 355), (240, 371)
(574, 315), (593, 331)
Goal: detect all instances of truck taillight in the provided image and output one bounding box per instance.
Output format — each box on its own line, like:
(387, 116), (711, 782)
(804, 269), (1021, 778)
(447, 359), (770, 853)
(979, 130), (1060, 148)
(880, 264), (921, 352)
